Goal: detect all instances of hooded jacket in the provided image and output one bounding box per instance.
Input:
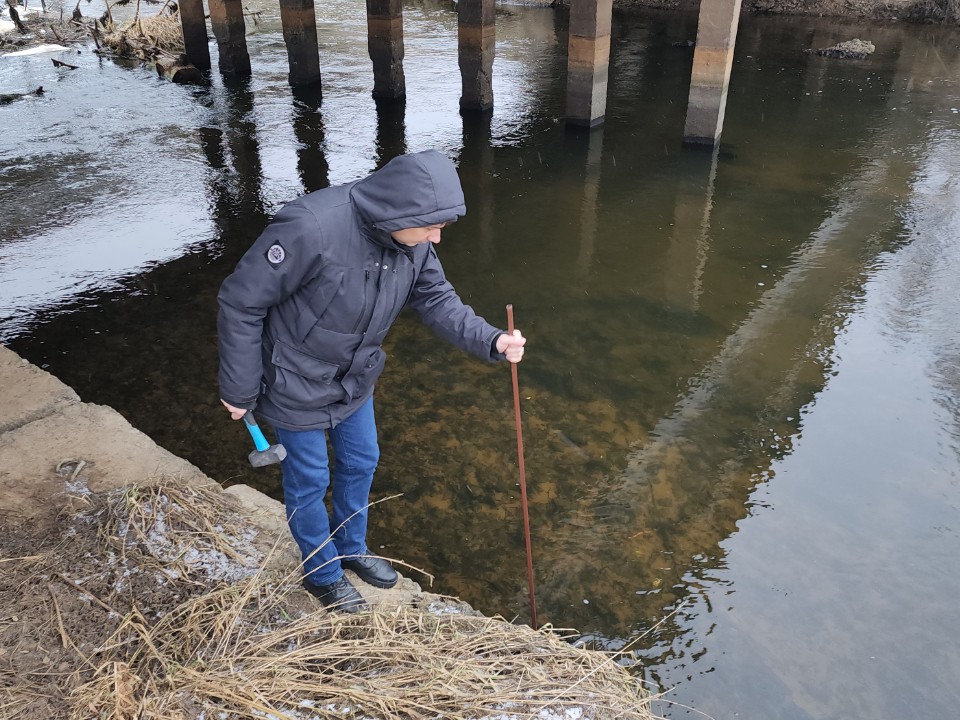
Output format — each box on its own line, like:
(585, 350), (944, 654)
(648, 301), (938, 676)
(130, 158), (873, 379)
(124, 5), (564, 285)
(217, 150), (505, 431)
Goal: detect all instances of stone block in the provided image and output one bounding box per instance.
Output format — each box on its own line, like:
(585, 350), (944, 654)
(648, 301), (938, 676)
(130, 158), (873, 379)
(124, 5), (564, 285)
(0, 402), (216, 519)
(0, 344), (79, 435)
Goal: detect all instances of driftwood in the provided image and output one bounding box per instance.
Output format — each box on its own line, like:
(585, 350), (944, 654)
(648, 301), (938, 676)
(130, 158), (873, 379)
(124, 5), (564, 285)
(6, 5), (27, 32)
(52, 57), (78, 69)
(156, 54), (201, 83)
(1, 5), (90, 51)
(0, 86), (43, 105)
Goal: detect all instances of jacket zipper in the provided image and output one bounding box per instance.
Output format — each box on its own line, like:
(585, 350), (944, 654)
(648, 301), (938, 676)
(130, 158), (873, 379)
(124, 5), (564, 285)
(352, 269), (370, 334)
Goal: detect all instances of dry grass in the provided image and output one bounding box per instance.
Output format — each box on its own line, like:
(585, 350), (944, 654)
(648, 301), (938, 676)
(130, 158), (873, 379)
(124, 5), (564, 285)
(4, 479), (658, 720)
(91, 482), (263, 583)
(73, 583), (658, 719)
(101, 7), (184, 60)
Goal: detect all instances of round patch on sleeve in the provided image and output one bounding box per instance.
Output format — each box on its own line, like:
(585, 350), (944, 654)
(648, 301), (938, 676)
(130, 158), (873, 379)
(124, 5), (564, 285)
(266, 244), (286, 265)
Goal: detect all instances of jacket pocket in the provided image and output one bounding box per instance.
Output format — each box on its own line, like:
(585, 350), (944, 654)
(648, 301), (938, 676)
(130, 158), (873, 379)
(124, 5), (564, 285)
(314, 264), (369, 335)
(270, 341), (345, 410)
(350, 347), (387, 399)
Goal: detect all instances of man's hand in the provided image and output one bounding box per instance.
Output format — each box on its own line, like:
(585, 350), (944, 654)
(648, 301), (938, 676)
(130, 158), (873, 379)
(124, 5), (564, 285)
(221, 399), (248, 420)
(496, 329), (526, 363)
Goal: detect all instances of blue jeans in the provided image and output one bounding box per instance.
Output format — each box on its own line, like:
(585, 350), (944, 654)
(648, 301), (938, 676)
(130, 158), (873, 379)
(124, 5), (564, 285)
(274, 397), (380, 586)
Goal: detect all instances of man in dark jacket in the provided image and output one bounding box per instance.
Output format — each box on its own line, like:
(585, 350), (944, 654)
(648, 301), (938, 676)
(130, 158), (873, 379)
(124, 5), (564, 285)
(218, 150), (525, 612)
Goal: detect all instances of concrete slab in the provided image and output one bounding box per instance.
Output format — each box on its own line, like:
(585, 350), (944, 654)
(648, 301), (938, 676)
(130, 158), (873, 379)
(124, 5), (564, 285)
(0, 401), (216, 520)
(0, 344), (79, 434)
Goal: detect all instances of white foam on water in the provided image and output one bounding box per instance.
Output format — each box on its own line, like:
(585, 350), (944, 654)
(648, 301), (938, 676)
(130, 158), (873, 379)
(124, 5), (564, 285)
(2, 43), (69, 57)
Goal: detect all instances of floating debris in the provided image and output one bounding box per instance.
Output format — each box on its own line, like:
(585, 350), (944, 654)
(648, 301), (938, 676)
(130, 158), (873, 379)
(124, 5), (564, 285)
(808, 38), (876, 59)
(0, 85), (42, 104)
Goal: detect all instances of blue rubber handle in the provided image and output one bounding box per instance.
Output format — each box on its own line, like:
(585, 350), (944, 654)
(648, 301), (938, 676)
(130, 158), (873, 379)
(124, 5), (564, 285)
(242, 411), (270, 452)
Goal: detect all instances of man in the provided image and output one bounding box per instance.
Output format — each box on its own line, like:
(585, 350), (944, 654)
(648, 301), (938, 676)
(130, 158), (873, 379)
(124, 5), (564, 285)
(218, 150), (525, 612)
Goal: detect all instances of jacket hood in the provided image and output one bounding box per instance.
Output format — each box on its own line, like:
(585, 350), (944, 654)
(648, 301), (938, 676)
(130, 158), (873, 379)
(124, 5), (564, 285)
(350, 150), (467, 247)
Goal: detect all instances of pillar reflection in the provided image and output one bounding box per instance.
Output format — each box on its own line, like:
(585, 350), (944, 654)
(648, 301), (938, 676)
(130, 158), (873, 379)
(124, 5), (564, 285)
(292, 86), (330, 193)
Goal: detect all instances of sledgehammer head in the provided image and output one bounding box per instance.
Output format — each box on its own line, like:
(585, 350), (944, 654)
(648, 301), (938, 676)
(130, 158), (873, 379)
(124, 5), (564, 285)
(249, 443), (287, 467)
(242, 411), (287, 468)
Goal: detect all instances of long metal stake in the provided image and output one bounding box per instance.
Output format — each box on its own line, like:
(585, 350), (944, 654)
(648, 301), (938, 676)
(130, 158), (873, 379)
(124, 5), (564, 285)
(506, 304), (538, 629)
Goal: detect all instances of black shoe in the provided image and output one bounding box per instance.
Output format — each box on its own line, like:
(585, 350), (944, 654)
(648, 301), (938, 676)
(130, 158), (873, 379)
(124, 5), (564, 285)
(341, 555), (398, 589)
(303, 575), (367, 613)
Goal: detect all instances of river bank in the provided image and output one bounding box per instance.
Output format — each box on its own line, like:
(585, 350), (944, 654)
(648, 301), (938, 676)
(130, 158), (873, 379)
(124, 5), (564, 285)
(0, 344), (656, 719)
(2, 0), (958, 62)
(607, 0), (955, 23)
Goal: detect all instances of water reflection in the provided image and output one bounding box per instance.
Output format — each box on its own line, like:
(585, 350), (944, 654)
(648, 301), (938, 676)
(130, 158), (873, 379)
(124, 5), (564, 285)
(292, 86), (330, 193)
(663, 147), (717, 311)
(373, 97), (408, 169)
(196, 77), (268, 221)
(459, 112), (495, 266)
(575, 128), (603, 281)
(557, 108), (923, 638)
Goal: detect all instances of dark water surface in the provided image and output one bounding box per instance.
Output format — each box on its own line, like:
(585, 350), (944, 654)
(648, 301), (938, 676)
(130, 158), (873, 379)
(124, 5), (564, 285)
(3, 2), (960, 718)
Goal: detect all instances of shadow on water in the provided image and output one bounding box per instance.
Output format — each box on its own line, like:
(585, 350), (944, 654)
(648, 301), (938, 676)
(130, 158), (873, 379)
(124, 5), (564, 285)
(4, 5), (960, 718)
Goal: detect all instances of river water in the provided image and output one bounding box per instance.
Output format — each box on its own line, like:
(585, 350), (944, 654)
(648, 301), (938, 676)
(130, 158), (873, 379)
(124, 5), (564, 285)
(3, 2), (959, 718)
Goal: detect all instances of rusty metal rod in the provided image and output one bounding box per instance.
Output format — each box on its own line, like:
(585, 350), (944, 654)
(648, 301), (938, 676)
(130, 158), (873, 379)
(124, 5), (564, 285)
(506, 304), (538, 629)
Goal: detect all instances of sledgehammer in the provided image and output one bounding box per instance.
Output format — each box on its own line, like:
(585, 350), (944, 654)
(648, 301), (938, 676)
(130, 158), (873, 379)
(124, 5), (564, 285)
(242, 411), (287, 467)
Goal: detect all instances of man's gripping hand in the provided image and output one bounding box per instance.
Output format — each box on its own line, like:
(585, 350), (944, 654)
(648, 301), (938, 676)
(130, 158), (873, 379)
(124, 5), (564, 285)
(221, 399), (248, 420)
(496, 329), (526, 364)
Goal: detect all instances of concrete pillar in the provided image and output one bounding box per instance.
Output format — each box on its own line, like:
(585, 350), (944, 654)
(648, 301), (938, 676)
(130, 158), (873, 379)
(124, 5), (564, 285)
(208, 0), (251, 76)
(280, 0), (321, 87)
(458, 0), (495, 112)
(178, 0), (211, 71)
(683, 0), (743, 146)
(367, 0), (405, 99)
(565, 0), (613, 128)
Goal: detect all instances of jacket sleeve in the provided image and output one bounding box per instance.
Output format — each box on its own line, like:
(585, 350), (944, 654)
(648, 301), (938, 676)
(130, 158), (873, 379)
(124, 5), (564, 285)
(407, 244), (505, 361)
(217, 204), (324, 408)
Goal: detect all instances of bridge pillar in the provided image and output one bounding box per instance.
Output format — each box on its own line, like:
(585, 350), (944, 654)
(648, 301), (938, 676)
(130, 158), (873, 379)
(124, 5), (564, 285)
(565, 0), (613, 128)
(458, 0), (495, 112)
(280, 0), (321, 87)
(367, 0), (405, 99)
(683, 0), (743, 145)
(178, 0), (211, 71)
(208, 0), (251, 76)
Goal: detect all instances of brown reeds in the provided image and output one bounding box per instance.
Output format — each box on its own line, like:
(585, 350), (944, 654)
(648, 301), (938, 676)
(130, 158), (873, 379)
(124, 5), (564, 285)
(100, 7), (184, 60)
(72, 575), (658, 719)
